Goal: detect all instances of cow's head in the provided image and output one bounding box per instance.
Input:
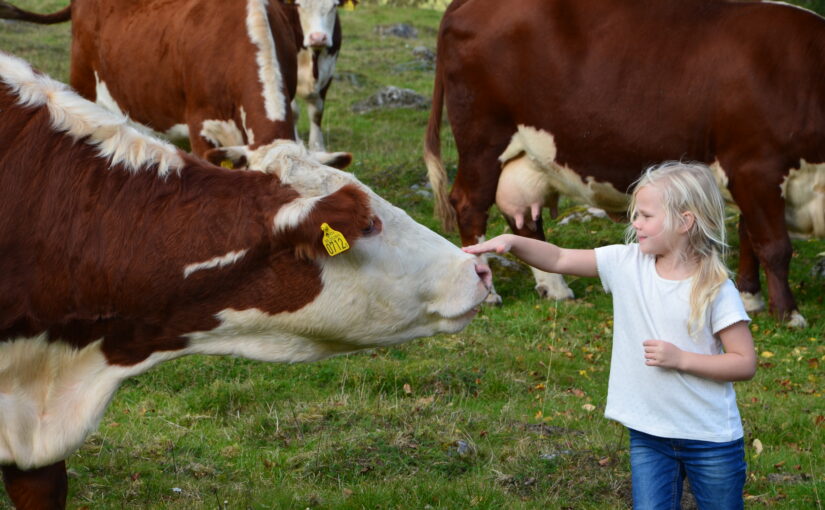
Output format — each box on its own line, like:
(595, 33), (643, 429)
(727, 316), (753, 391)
(192, 141), (491, 362)
(288, 0), (352, 49)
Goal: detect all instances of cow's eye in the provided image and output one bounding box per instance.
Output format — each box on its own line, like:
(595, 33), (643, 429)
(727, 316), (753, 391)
(362, 216), (382, 237)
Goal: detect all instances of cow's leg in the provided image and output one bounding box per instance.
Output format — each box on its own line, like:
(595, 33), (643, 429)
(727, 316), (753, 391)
(291, 98), (302, 142)
(307, 96), (326, 152)
(505, 213), (574, 300)
(1, 461), (68, 510)
(452, 146), (507, 304)
(735, 217), (766, 313)
(729, 169), (805, 326)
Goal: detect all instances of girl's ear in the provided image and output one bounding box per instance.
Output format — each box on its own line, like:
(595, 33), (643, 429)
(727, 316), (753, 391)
(679, 211), (695, 233)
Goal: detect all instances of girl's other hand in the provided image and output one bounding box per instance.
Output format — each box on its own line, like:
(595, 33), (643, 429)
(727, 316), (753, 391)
(642, 339), (683, 370)
(461, 234), (514, 255)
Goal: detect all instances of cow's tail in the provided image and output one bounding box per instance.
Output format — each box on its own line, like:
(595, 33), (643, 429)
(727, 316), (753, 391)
(424, 59), (458, 233)
(0, 1), (71, 24)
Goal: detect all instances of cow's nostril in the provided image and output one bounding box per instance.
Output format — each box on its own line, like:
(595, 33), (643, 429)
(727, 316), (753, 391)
(475, 263), (493, 290)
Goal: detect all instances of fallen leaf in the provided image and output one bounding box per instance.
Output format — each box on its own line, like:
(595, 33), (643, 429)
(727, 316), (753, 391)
(752, 439), (763, 456)
(403, 383), (412, 395)
(760, 351), (774, 358)
(582, 404), (596, 412)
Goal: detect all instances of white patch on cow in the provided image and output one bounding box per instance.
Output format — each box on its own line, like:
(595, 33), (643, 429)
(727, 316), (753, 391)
(499, 125), (630, 213)
(531, 266), (574, 300)
(273, 196), (324, 232)
(296, 49), (316, 99)
(740, 291), (766, 313)
(0, 336), (184, 468)
(183, 249), (249, 279)
(246, 0), (287, 122)
(240, 106), (256, 146)
(786, 310), (808, 328)
(296, 0), (338, 49)
(185, 143), (490, 362)
(708, 160), (735, 203)
(165, 123), (190, 142)
(780, 159), (825, 238)
(200, 119), (246, 148)
(93, 73), (126, 117)
(0, 53), (182, 176)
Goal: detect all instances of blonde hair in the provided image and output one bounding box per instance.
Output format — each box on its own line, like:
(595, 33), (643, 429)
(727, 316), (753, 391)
(624, 162), (730, 338)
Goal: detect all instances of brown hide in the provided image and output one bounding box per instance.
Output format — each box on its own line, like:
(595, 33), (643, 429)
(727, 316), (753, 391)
(427, 0), (825, 319)
(65, 0), (301, 155)
(0, 81), (372, 367)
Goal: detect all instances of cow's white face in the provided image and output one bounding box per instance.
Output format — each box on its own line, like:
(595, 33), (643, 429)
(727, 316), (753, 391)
(295, 0), (339, 48)
(186, 142), (491, 363)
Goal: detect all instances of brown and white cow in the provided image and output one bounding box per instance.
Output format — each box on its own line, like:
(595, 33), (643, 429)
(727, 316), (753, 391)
(425, 0), (825, 327)
(0, 0), (310, 159)
(0, 52), (490, 510)
(288, 0), (352, 151)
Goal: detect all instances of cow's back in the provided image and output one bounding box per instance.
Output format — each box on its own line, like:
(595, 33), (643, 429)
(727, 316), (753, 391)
(69, 0), (299, 149)
(439, 0), (825, 185)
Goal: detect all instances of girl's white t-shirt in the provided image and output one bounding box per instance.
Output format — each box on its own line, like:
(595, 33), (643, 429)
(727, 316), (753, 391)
(594, 243), (750, 442)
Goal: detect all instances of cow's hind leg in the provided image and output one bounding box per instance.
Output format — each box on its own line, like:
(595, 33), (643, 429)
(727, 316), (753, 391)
(451, 145), (510, 304)
(505, 211), (574, 301)
(729, 165), (805, 326)
(1, 461), (68, 510)
(307, 96), (326, 152)
(735, 217), (766, 313)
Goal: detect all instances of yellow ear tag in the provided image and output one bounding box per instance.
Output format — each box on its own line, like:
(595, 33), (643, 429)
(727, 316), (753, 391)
(220, 159), (234, 169)
(321, 222), (350, 256)
(343, 0), (355, 11)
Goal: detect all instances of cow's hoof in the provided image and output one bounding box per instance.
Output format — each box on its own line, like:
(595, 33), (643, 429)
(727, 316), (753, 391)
(484, 290), (503, 306)
(740, 291), (765, 313)
(535, 283), (574, 300)
(786, 310), (808, 329)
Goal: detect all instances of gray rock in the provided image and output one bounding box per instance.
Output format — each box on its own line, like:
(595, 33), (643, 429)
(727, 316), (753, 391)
(558, 207), (609, 225)
(375, 23), (418, 39)
(412, 46), (435, 63)
(334, 71), (366, 87)
(811, 254), (825, 279)
(351, 86), (430, 113)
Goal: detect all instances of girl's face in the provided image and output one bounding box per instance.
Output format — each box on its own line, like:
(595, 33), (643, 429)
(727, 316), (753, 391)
(632, 185), (675, 256)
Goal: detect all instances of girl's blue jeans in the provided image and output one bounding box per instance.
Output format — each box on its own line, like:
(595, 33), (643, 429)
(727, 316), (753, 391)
(629, 428), (746, 510)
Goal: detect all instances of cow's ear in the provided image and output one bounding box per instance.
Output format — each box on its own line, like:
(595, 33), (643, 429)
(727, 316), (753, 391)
(316, 151), (352, 170)
(278, 184), (372, 260)
(203, 147), (248, 169)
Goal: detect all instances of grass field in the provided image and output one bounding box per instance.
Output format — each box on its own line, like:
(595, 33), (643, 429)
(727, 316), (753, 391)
(1, 1), (824, 508)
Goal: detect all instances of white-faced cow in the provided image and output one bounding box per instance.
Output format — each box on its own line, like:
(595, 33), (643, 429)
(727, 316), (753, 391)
(0, 52), (490, 510)
(425, 0), (825, 327)
(0, 0), (310, 159)
(288, 0), (353, 151)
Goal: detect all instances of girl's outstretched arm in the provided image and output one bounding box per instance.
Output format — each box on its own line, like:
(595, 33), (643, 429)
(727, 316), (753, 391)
(462, 234), (598, 278)
(642, 321), (756, 381)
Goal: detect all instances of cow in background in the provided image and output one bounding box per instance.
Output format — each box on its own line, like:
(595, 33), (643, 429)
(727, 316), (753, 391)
(0, 51), (490, 510)
(287, 0), (354, 151)
(0, 0), (349, 164)
(425, 0), (825, 327)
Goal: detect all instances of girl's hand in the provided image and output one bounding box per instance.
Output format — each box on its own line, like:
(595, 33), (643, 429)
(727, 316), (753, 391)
(642, 339), (683, 370)
(462, 234), (514, 255)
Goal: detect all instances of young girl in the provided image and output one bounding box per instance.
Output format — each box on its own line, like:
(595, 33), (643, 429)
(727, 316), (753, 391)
(463, 162), (756, 510)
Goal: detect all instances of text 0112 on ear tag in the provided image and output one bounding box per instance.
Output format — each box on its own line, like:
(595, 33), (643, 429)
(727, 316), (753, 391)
(321, 222), (350, 256)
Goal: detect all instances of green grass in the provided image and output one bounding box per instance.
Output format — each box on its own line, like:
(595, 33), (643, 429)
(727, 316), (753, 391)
(1, 1), (824, 509)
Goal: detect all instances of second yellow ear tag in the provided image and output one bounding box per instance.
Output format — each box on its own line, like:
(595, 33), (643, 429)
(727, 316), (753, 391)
(220, 159), (234, 169)
(343, 0), (355, 11)
(321, 223), (350, 256)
